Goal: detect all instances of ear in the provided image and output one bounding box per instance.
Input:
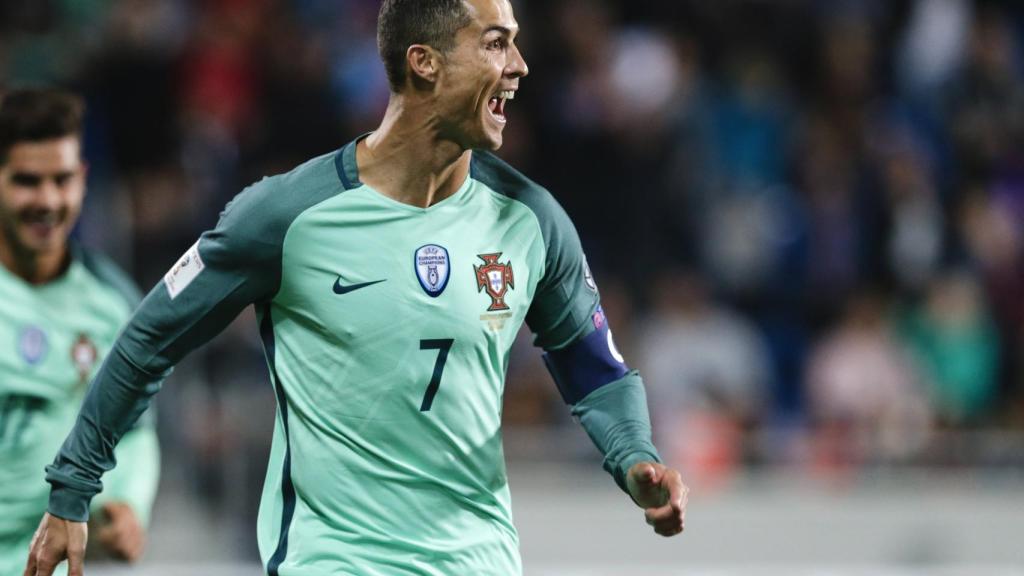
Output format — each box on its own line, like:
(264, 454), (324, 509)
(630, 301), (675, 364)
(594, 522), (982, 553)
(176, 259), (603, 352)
(80, 161), (90, 195)
(407, 44), (441, 84)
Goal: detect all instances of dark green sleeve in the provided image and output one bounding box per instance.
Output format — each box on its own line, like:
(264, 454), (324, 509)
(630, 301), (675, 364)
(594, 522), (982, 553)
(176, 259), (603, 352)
(471, 151), (661, 494)
(46, 171), (332, 521)
(571, 373), (662, 491)
(520, 189), (599, 350)
(88, 423), (160, 526)
(526, 194), (662, 491)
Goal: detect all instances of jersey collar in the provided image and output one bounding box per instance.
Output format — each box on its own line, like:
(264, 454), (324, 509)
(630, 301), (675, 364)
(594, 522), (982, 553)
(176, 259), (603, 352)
(334, 132), (371, 191)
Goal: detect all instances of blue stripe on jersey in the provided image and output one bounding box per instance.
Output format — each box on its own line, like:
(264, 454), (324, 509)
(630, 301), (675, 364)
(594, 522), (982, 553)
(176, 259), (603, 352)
(334, 145), (355, 190)
(260, 305), (297, 576)
(542, 316), (629, 405)
(335, 134), (370, 191)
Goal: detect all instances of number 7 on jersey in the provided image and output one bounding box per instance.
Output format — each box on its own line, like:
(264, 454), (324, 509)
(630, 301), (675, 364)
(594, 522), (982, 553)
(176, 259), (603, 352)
(419, 338), (454, 412)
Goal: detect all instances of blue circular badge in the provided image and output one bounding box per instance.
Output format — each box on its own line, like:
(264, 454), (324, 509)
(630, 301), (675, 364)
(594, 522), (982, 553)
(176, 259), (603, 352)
(19, 325), (49, 365)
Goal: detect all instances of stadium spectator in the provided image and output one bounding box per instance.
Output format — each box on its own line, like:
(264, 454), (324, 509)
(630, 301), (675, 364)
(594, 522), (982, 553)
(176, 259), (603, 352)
(898, 271), (1000, 425)
(638, 271), (771, 486)
(805, 291), (931, 473)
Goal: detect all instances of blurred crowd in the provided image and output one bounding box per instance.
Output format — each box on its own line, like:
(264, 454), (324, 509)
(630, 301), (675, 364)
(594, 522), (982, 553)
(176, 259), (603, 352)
(3, 0), (1024, 509)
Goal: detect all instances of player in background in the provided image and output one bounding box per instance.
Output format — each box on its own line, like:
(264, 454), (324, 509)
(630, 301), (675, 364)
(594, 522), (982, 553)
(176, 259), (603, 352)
(27, 1), (687, 574)
(0, 88), (159, 575)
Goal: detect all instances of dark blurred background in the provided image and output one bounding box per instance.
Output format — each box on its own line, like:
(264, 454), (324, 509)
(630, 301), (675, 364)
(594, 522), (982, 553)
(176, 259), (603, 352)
(3, 0), (1024, 570)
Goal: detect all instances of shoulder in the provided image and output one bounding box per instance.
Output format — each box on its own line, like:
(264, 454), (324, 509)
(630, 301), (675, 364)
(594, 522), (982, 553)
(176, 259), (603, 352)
(470, 150), (571, 233)
(74, 245), (142, 308)
(217, 150), (346, 238)
(225, 150), (342, 216)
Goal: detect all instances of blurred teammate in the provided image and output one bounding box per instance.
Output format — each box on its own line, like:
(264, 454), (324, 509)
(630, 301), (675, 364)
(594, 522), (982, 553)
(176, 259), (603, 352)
(0, 88), (159, 575)
(27, 1), (686, 574)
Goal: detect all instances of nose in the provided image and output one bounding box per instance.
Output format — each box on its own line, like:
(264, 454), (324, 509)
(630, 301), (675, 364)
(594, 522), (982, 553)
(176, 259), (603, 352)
(36, 178), (63, 211)
(506, 43), (529, 79)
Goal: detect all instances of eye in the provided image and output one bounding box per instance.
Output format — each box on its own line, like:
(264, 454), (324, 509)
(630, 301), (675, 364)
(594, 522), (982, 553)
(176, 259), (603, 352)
(10, 173), (41, 187)
(488, 38), (505, 50)
(54, 173), (73, 187)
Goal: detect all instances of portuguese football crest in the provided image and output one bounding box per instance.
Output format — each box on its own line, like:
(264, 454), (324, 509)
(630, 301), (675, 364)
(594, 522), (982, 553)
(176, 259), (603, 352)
(71, 333), (98, 385)
(474, 253), (514, 311)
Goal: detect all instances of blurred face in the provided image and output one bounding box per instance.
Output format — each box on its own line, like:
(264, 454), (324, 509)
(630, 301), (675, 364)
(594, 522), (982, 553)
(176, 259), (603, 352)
(435, 0), (529, 150)
(0, 137), (86, 264)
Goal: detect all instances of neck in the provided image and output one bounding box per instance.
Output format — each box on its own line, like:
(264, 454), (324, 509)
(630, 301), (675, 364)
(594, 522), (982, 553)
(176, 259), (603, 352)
(357, 94), (471, 208)
(0, 235), (68, 285)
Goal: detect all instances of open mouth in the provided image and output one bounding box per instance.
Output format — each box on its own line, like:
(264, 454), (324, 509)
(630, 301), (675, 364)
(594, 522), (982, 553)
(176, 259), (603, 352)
(487, 89), (516, 124)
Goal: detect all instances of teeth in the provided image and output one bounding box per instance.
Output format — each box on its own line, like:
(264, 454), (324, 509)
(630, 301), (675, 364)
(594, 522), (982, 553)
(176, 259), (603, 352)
(25, 213), (59, 225)
(500, 90), (515, 100)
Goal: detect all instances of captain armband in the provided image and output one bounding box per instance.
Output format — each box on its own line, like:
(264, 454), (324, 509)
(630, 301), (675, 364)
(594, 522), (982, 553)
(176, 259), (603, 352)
(543, 306), (629, 404)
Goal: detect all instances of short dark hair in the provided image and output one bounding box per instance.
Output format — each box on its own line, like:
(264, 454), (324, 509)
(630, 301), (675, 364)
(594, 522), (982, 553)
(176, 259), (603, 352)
(377, 0), (473, 92)
(0, 87), (85, 165)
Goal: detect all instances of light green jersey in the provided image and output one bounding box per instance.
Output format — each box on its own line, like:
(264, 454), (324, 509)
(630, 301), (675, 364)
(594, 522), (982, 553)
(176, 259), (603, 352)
(0, 247), (159, 574)
(47, 138), (660, 575)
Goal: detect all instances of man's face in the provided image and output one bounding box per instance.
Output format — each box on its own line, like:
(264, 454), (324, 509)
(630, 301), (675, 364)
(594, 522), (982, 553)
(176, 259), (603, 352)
(436, 0), (529, 150)
(0, 136), (86, 262)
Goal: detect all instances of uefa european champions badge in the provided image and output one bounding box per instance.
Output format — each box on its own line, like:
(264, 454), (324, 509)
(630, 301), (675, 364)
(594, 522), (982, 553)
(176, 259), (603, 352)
(18, 325), (48, 365)
(415, 244), (451, 297)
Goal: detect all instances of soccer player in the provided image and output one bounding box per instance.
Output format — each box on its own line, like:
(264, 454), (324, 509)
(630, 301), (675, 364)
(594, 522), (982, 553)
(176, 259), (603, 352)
(27, 0), (687, 574)
(0, 88), (159, 575)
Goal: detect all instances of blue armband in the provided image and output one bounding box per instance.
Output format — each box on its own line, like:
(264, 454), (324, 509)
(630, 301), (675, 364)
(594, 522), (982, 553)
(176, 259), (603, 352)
(543, 307), (629, 404)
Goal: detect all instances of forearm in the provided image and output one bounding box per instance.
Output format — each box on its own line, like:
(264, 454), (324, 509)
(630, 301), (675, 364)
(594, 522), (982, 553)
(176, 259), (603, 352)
(89, 422), (161, 527)
(571, 371), (662, 491)
(46, 343), (167, 522)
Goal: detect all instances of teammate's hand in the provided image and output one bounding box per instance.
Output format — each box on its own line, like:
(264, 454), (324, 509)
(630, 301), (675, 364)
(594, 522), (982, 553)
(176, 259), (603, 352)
(97, 502), (145, 562)
(23, 512), (87, 576)
(626, 461), (688, 537)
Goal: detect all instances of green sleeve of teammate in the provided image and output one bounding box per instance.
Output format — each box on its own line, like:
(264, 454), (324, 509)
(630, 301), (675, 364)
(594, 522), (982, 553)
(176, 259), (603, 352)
(77, 246), (145, 308)
(473, 151), (662, 492)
